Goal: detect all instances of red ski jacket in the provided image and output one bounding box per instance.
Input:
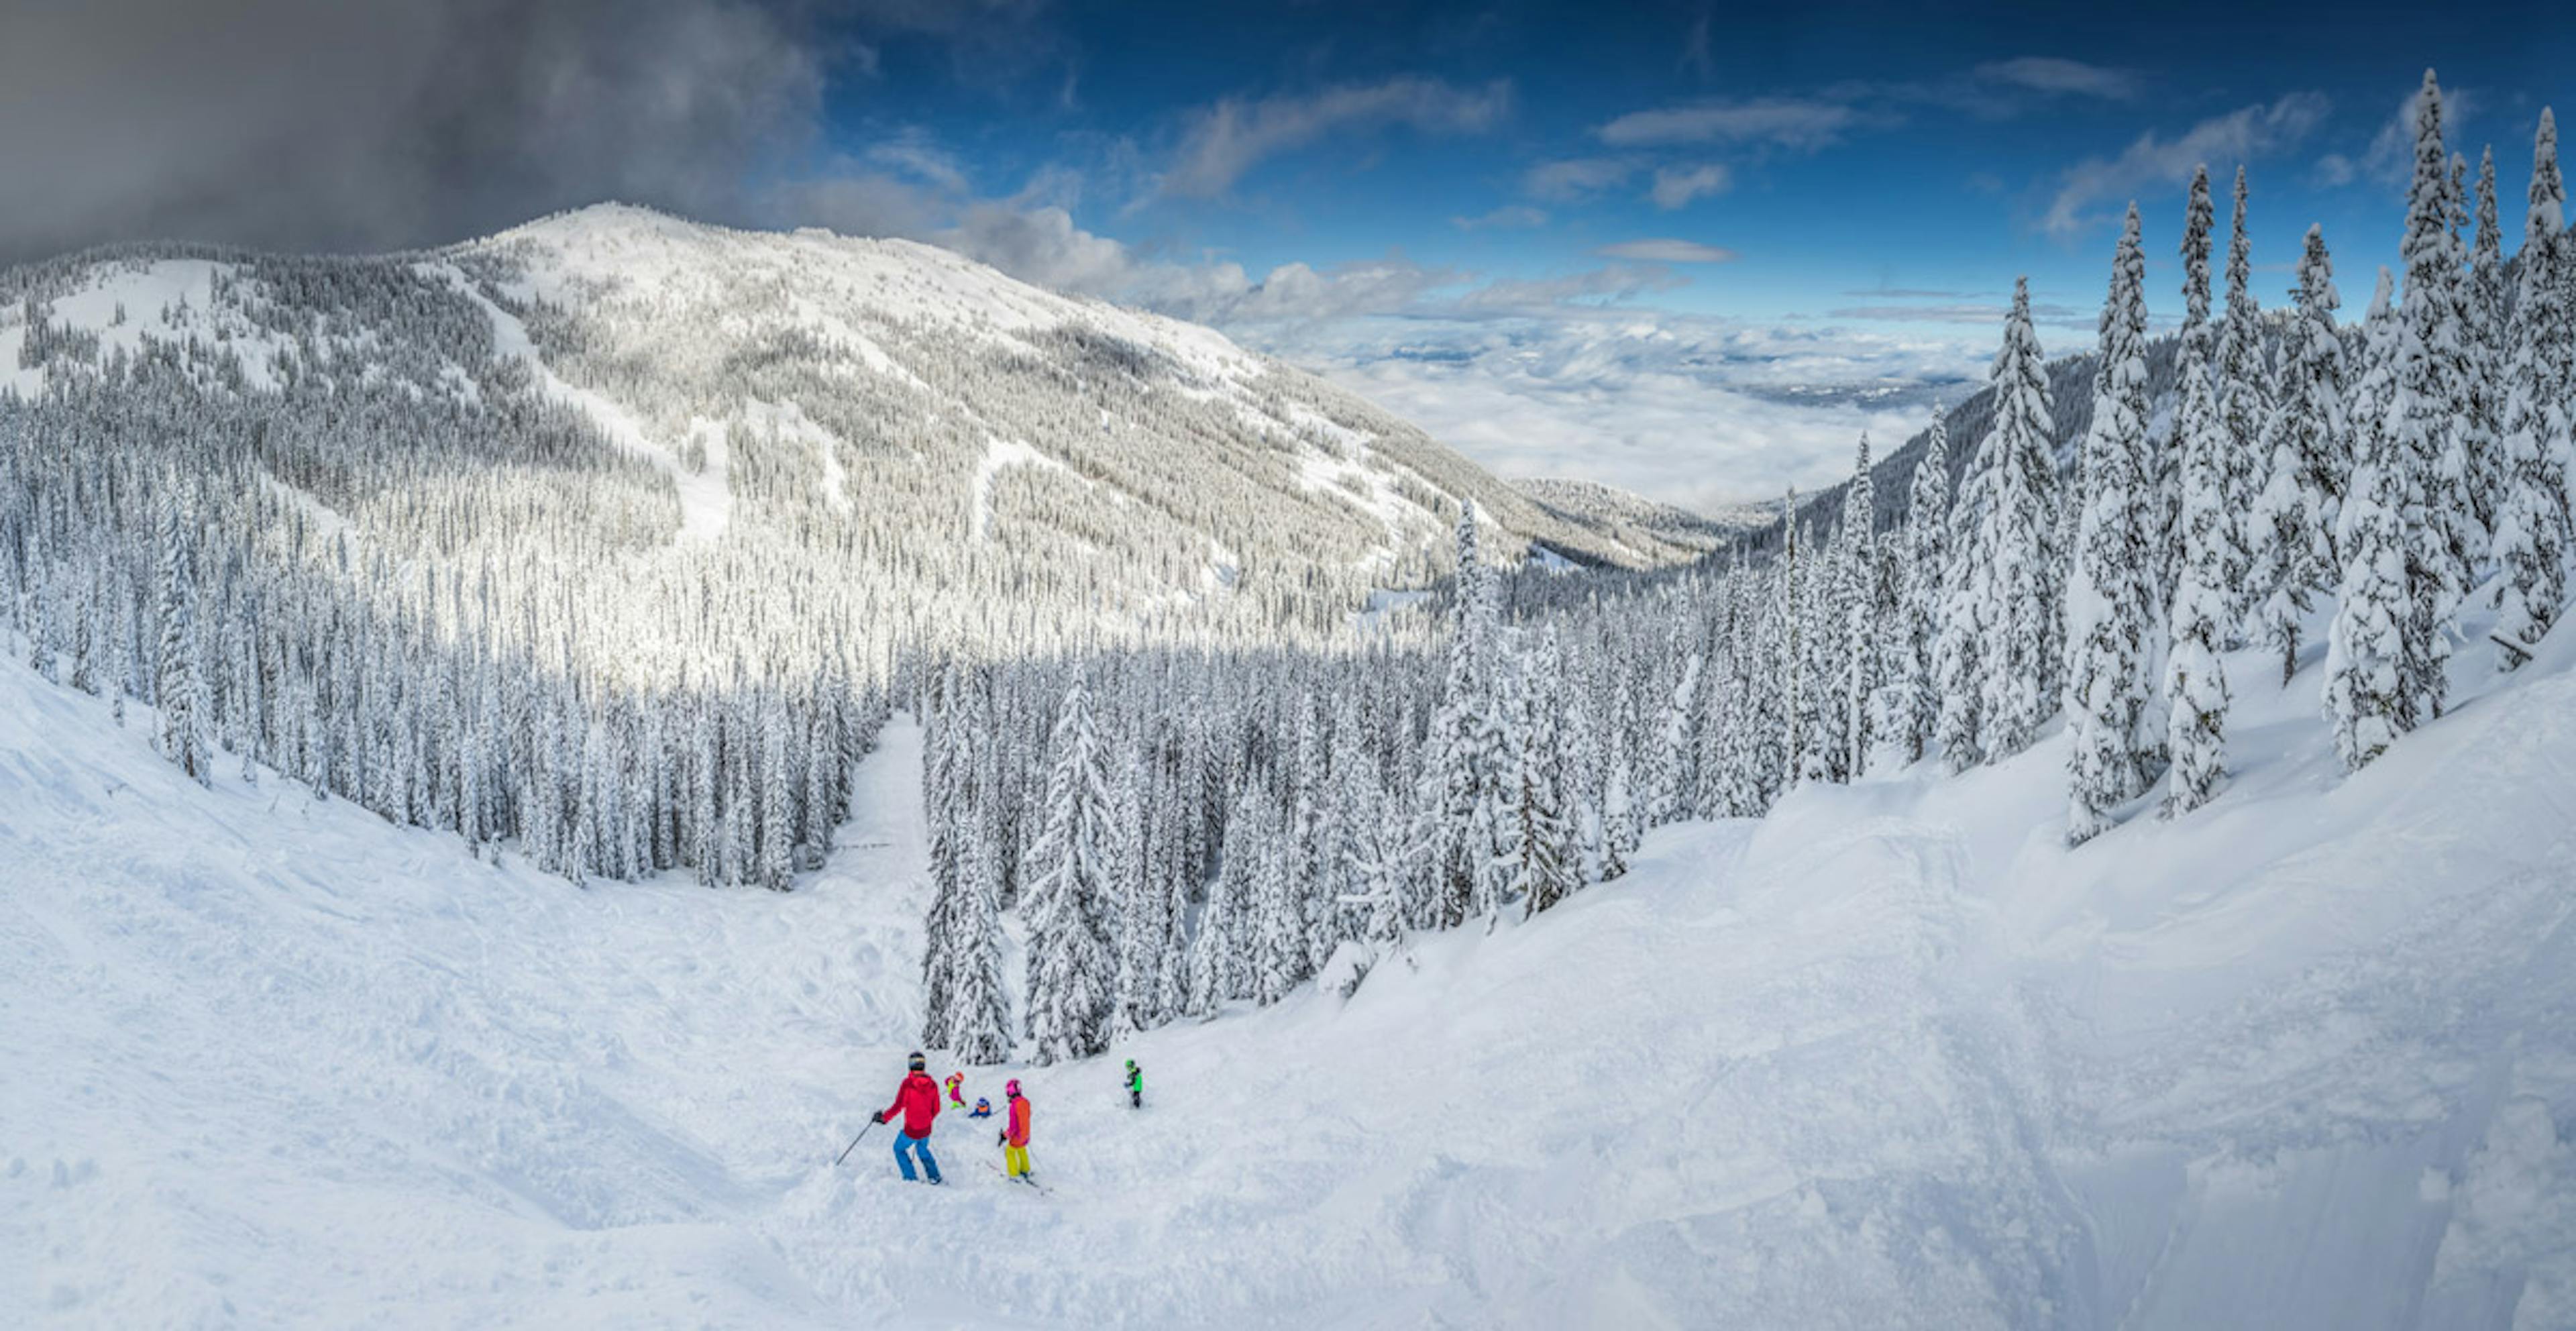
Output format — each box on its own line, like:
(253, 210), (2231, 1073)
(881, 1071), (943, 1138)
(1005, 1094), (1032, 1147)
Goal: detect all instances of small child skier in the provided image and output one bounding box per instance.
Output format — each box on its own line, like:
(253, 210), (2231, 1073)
(969, 1097), (993, 1119)
(998, 1079), (1033, 1180)
(1124, 1059), (1143, 1109)
(945, 1071), (967, 1110)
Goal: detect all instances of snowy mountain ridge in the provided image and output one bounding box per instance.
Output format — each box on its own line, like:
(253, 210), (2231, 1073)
(1509, 475), (1769, 557)
(0, 203), (1681, 652)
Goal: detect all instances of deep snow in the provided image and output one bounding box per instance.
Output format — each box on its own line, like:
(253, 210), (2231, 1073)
(4, 613), (2573, 1328)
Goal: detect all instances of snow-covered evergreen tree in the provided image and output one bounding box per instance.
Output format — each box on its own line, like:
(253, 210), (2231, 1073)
(2065, 204), (2159, 844)
(1780, 494), (1814, 781)
(1466, 626), (1521, 923)
(2394, 70), (2471, 724)
(2214, 166), (2267, 637)
(1511, 630), (1580, 916)
(2251, 225), (2346, 684)
(2166, 340), (2237, 814)
(1966, 278), (2061, 763)
(1599, 742), (1636, 883)
(2493, 108), (2575, 672)
(1252, 794), (1300, 1006)
(1650, 647), (1699, 824)
(1898, 408), (1950, 765)
(757, 695), (794, 890)
(1021, 678), (1118, 1064)
(1838, 435), (1878, 780)
(1801, 513), (1847, 786)
(947, 818), (1015, 1065)
(1111, 747), (1162, 1035)
(2327, 267), (2421, 773)
(2465, 145), (2509, 548)
(1413, 500), (1499, 930)
(2162, 165), (2216, 615)
(153, 496), (211, 784)
(1933, 453), (1986, 777)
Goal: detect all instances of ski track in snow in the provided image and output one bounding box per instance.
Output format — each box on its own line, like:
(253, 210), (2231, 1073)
(4, 611), (2575, 1328)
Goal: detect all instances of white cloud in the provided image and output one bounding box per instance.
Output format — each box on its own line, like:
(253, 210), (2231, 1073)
(1452, 204), (1548, 230)
(1523, 156), (1640, 201)
(777, 142), (1689, 331)
(2323, 80), (2479, 190)
(1973, 57), (2139, 101)
(1597, 97), (1857, 150)
(1822, 301), (2087, 327)
(1275, 314), (1982, 511)
(1650, 163), (1731, 209)
(1160, 76), (1512, 199)
(2039, 92), (2331, 238)
(1593, 238), (1737, 264)
(864, 129), (971, 195)
(1452, 266), (1688, 313)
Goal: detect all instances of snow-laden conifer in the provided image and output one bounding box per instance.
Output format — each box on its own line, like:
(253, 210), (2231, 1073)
(2394, 71), (2471, 723)
(2215, 166), (2267, 635)
(2250, 226), (2346, 684)
(2493, 108), (2575, 671)
(1022, 678), (1118, 1064)
(2326, 270), (2418, 771)
(2065, 204), (2159, 844)
(1898, 407), (1950, 765)
(1966, 278), (2061, 763)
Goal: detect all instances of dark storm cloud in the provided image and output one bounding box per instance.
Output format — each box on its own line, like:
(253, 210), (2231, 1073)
(0, 0), (1030, 262)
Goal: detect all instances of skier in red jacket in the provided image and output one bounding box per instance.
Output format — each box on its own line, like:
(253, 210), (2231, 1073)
(871, 1051), (945, 1184)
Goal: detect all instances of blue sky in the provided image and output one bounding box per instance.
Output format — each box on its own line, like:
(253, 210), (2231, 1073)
(810, 1), (2572, 303)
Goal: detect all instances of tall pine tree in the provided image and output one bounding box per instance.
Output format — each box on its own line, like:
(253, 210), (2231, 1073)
(1022, 677), (1118, 1065)
(2065, 203), (2159, 844)
(1898, 408), (1951, 765)
(2251, 225), (2346, 684)
(2493, 108), (2574, 672)
(1966, 278), (2061, 763)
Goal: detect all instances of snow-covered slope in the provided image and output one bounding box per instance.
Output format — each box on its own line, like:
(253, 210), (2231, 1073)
(7, 597), (2572, 1326)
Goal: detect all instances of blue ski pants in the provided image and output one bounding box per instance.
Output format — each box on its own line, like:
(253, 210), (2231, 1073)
(894, 1132), (942, 1183)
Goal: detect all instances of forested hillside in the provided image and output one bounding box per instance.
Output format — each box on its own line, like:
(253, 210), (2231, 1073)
(0, 204), (1675, 894)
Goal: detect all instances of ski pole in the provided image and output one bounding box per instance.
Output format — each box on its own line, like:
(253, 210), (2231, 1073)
(835, 1119), (879, 1166)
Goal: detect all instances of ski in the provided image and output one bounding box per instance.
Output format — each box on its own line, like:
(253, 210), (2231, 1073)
(985, 1160), (1053, 1195)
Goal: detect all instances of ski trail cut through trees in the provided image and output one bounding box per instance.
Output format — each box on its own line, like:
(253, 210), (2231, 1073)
(424, 261), (732, 543)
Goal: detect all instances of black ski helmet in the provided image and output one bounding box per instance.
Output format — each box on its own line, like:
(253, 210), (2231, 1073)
(908, 1051), (926, 1072)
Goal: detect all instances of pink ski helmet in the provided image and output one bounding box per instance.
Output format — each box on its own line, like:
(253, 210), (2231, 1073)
(1005, 1078), (1022, 1097)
